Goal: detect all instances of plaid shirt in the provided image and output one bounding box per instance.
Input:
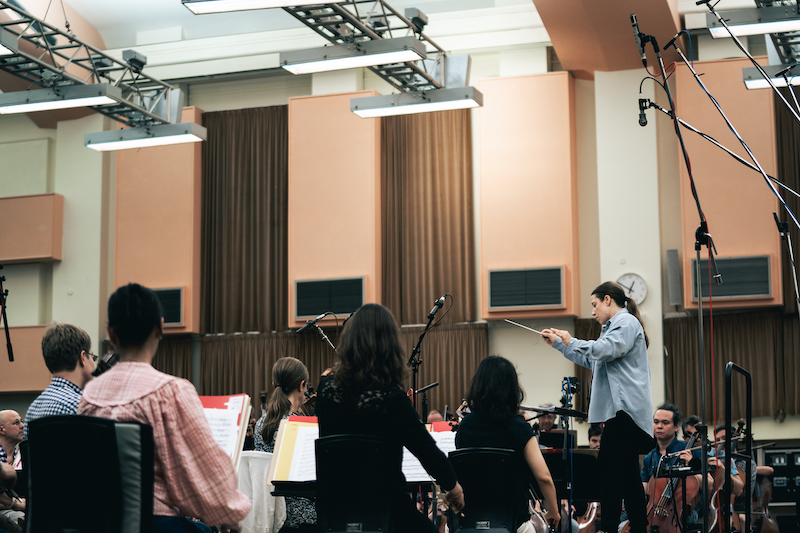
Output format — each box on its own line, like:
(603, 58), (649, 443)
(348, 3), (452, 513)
(24, 376), (83, 440)
(78, 362), (250, 526)
(0, 444), (18, 467)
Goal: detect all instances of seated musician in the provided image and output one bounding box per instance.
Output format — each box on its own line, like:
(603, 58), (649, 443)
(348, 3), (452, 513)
(588, 424), (602, 450)
(254, 357), (317, 533)
(537, 402), (557, 433)
(79, 284), (250, 533)
(456, 356), (560, 533)
(315, 303), (465, 533)
(682, 415), (702, 442)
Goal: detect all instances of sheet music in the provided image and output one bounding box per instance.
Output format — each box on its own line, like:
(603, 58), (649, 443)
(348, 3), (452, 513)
(288, 425), (319, 482)
(225, 395), (245, 413)
(432, 430), (457, 456)
(204, 408), (240, 457)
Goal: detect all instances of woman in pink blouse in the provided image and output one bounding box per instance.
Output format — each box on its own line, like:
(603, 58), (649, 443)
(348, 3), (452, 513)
(79, 283), (250, 533)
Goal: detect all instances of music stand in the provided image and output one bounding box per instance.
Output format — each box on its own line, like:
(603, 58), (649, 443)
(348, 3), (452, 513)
(541, 449), (602, 503)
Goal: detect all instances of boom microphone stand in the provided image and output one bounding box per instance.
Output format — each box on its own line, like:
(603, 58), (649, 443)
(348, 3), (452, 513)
(408, 295), (446, 409)
(0, 264), (12, 362)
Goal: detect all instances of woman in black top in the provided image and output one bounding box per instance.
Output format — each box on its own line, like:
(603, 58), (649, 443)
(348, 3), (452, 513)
(315, 303), (465, 533)
(457, 356), (560, 532)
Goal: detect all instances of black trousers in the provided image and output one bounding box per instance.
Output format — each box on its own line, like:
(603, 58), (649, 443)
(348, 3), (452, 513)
(598, 411), (654, 533)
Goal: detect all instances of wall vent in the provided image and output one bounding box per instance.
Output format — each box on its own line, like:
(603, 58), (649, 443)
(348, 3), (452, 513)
(488, 267), (564, 310)
(690, 255), (771, 300)
(153, 287), (183, 326)
(296, 277), (364, 319)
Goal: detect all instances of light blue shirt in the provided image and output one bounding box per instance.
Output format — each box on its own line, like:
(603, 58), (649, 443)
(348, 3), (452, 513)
(553, 308), (653, 437)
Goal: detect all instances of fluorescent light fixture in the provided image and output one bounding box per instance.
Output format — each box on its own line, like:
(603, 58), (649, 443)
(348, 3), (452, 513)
(84, 122), (207, 151)
(281, 37), (427, 75)
(181, 0), (338, 14)
(0, 84), (124, 114)
(351, 87), (483, 118)
(0, 29), (16, 56)
(707, 5), (800, 38)
(743, 64), (800, 90)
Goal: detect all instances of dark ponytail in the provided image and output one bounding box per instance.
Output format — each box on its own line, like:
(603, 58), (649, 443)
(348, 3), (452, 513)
(592, 281), (649, 347)
(108, 283), (164, 348)
(260, 357), (309, 443)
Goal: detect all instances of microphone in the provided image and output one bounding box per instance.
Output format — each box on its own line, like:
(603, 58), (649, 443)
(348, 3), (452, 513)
(631, 14), (647, 68)
(639, 98), (649, 127)
(297, 312), (328, 333)
(427, 295), (446, 320)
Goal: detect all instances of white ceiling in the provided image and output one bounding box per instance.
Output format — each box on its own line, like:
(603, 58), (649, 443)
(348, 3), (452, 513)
(54, 0), (506, 49)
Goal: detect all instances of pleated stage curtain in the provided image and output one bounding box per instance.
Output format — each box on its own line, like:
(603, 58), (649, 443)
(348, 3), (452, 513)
(572, 318), (602, 418)
(200, 105), (289, 335)
(381, 109), (476, 325)
(663, 309), (798, 420)
(152, 335), (193, 381)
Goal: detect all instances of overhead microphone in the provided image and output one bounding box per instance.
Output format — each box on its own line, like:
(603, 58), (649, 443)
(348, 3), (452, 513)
(296, 312), (328, 333)
(639, 98), (649, 127)
(630, 14), (647, 68)
(427, 295), (446, 320)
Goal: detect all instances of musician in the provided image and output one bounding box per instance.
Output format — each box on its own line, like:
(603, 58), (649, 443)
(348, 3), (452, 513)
(427, 410), (444, 423)
(456, 356), (560, 533)
(316, 303), (465, 533)
(682, 415), (702, 442)
(542, 281), (654, 533)
(640, 404), (699, 488)
(713, 426), (747, 499)
(24, 324), (95, 439)
(588, 424), (602, 450)
(537, 403), (557, 432)
(254, 357), (316, 533)
(79, 283), (250, 533)
(0, 463), (19, 533)
(0, 411), (24, 528)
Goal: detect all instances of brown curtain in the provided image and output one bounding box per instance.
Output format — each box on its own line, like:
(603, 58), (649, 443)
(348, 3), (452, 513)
(201, 106), (289, 334)
(199, 331), (339, 408)
(775, 88), (800, 315)
(152, 335), (193, 380)
(572, 318), (602, 417)
(400, 322), (488, 418)
(382, 109), (476, 324)
(663, 309), (799, 420)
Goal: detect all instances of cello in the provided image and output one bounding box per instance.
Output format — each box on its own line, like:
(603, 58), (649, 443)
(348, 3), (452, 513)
(622, 434), (700, 533)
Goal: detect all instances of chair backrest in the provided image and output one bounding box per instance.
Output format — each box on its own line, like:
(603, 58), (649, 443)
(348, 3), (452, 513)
(447, 447), (518, 533)
(25, 415), (154, 533)
(315, 434), (397, 533)
(237, 450), (286, 533)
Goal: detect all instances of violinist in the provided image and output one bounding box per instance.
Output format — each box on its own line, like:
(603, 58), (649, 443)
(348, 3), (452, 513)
(254, 357), (317, 533)
(682, 415), (702, 442)
(640, 404), (700, 489)
(588, 424), (602, 450)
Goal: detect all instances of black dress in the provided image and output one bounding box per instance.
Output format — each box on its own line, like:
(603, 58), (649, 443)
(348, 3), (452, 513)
(456, 411), (536, 529)
(316, 376), (457, 533)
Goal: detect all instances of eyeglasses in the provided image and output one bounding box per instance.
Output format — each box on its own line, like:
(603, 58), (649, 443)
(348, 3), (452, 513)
(86, 351), (98, 362)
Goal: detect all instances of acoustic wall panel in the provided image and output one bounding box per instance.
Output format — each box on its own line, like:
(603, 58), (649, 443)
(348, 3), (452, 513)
(676, 58), (781, 309)
(479, 73), (579, 319)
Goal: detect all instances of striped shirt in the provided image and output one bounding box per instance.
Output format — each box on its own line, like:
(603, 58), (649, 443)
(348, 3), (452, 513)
(24, 376), (83, 440)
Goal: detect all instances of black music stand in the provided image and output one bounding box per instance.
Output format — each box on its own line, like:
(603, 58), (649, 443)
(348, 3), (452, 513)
(541, 449), (602, 503)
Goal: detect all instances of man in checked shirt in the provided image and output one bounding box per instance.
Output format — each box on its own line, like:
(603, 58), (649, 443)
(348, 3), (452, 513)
(24, 324), (96, 440)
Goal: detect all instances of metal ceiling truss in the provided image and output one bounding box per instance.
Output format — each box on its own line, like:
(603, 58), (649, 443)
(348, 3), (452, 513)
(282, 0), (447, 92)
(753, 0), (800, 65)
(0, 0), (174, 127)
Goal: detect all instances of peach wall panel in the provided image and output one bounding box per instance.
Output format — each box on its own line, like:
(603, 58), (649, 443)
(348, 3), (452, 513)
(0, 193), (63, 264)
(114, 107), (202, 333)
(479, 73), (580, 319)
(287, 91), (381, 327)
(0, 326), (51, 392)
(676, 58), (781, 309)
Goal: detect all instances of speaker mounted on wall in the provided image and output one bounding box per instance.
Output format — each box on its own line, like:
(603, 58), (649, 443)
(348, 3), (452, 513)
(296, 277), (365, 319)
(152, 287), (183, 327)
(488, 267), (564, 310)
(691, 255), (771, 300)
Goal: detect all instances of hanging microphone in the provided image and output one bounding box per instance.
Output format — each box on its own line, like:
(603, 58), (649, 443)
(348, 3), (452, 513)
(630, 14), (647, 68)
(297, 312), (328, 333)
(427, 295), (446, 320)
(639, 98), (649, 127)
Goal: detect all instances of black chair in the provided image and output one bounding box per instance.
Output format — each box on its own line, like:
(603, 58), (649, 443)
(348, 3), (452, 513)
(25, 415), (154, 533)
(315, 434), (396, 533)
(447, 447), (518, 533)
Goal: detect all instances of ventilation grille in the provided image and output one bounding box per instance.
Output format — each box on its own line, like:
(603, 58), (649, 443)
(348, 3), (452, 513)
(691, 255), (771, 300)
(488, 267), (564, 310)
(296, 278), (364, 318)
(153, 288), (183, 326)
